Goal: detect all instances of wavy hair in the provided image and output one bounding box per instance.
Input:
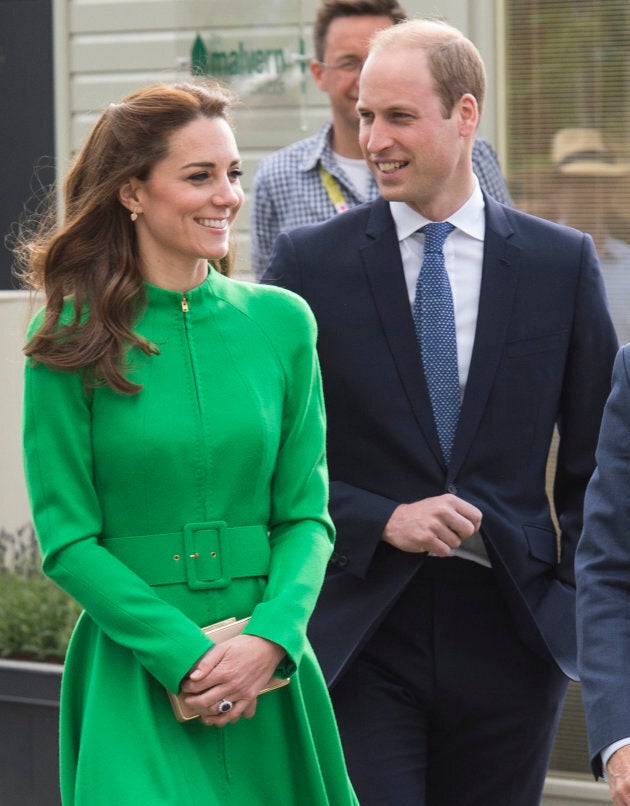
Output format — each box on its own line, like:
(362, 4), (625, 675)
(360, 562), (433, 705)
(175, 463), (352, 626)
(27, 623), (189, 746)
(15, 80), (236, 394)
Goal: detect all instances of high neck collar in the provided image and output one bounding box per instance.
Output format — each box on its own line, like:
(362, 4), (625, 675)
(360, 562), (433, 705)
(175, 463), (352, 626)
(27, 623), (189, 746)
(143, 269), (213, 309)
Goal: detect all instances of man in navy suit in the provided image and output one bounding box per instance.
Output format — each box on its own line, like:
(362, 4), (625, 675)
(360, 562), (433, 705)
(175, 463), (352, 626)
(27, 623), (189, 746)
(264, 18), (617, 806)
(577, 347), (630, 804)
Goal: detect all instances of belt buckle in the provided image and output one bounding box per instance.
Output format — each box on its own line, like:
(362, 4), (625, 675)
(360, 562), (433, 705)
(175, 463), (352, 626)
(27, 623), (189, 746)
(183, 521), (230, 590)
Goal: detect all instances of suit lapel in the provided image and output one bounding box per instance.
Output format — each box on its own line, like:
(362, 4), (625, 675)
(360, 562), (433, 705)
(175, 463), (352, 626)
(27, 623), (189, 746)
(360, 199), (444, 466)
(358, 197), (520, 475)
(449, 197), (519, 476)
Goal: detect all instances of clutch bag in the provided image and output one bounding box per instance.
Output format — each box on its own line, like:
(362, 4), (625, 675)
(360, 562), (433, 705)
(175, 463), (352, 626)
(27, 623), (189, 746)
(168, 616), (290, 722)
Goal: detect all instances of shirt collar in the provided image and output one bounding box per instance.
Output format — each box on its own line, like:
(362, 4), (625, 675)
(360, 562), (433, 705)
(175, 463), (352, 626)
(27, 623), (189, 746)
(300, 121), (335, 172)
(390, 176), (485, 243)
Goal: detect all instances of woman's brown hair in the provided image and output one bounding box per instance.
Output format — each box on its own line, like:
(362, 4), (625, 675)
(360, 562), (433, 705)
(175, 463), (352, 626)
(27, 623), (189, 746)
(15, 80), (236, 394)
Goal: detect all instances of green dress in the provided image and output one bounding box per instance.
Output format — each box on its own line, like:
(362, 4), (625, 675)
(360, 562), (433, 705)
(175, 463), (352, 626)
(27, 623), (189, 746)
(23, 270), (358, 806)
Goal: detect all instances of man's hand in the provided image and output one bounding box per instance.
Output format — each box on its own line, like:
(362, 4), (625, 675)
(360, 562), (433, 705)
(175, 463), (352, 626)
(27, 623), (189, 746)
(382, 494), (482, 556)
(607, 745), (630, 804)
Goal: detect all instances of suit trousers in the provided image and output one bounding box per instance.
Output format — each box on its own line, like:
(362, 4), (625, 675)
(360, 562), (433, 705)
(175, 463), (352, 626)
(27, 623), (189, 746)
(330, 557), (568, 806)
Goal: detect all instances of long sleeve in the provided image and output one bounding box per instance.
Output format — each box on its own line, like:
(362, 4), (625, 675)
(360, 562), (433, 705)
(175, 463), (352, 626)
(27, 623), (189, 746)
(23, 350), (212, 693)
(577, 345), (630, 776)
(555, 233), (618, 587)
(263, 230), (396, 580)
(245, 292), (335, 671)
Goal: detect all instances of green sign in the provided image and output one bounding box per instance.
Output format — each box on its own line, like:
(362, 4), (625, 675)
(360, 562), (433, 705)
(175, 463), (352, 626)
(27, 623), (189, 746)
(191, 34), (295, 95)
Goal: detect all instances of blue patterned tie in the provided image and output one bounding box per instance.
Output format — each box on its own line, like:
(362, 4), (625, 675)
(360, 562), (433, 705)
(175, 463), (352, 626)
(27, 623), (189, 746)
(413, 222), (459, 464)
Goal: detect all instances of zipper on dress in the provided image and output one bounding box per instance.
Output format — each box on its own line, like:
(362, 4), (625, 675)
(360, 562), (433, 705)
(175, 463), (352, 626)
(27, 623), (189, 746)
(181, 294), (189, 313)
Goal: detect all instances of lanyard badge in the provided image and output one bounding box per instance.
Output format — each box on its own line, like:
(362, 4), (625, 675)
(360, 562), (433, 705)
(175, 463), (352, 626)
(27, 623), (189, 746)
(318, 166), (349, 214)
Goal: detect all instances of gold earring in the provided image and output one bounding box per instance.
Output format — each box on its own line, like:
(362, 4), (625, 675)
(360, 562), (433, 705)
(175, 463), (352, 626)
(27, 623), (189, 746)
(130, 211), (138, 222)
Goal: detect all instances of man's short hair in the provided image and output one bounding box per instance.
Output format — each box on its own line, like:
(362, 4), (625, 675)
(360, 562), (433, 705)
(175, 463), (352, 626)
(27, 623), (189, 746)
(313, 0), (407, 62)
(370, 18), (486, 117)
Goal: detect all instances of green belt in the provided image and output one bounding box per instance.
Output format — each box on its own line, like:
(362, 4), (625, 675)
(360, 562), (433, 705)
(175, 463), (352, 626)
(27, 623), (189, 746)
(101, 521), (270, 590)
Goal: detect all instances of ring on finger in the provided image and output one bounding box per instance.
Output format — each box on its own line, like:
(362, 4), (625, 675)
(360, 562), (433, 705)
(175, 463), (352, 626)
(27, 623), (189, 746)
(217, 698), (233, 714)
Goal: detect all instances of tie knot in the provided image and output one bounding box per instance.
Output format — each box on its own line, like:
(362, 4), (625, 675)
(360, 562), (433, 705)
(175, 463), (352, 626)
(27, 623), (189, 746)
(423, 222), (455, 253)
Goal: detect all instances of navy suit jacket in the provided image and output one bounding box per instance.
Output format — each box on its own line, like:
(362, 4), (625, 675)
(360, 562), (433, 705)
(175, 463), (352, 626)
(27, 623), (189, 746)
(577, 345), (630, 776)
(264, 194), (618, 687)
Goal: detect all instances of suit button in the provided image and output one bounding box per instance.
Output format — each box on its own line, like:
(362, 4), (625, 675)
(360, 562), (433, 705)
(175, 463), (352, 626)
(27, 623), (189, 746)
(337, 554), (349, 568)
(446, 483), (458, 495)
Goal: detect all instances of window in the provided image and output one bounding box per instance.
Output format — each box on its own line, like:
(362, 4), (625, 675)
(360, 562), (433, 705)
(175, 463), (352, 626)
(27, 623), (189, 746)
(506, 0), (630, 345)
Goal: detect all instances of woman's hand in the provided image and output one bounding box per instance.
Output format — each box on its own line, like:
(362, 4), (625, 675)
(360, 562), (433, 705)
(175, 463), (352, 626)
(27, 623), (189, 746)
(179, 634), (286, 727)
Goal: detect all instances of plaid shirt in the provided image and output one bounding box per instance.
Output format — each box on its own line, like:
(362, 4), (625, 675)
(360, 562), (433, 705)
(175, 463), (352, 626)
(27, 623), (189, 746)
(250, 121), (512, 278)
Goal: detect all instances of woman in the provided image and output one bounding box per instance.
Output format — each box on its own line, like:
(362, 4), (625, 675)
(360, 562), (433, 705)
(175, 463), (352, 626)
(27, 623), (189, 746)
(18, 81), (357, 805)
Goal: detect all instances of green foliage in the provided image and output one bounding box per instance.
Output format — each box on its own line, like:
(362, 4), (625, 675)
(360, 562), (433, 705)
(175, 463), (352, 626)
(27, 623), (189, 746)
(0, 571), (82, 661)
(0, 525), (81, 661)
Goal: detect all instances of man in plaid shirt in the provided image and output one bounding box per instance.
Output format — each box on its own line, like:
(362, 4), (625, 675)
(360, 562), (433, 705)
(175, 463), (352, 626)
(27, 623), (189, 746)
(251, 0), (511, 278)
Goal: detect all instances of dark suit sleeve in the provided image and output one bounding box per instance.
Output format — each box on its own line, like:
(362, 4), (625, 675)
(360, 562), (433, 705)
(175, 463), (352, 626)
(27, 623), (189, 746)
(577, 345), (630, 777)
(263, 232), (399, 580)
(554, 233), (618, 587)
(327, 481), (398, 577)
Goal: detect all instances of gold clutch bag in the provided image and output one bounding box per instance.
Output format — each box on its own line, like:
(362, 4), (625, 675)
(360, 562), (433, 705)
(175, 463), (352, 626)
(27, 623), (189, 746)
(168, 617), (290, 722)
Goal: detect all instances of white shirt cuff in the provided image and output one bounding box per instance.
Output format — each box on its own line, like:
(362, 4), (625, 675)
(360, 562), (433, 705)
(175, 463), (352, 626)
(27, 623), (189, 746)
(602, 738), (630, 781)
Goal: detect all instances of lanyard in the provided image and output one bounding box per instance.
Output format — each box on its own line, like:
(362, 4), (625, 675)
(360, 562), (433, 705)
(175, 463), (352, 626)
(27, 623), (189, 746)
(318, 166), (349, 214)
